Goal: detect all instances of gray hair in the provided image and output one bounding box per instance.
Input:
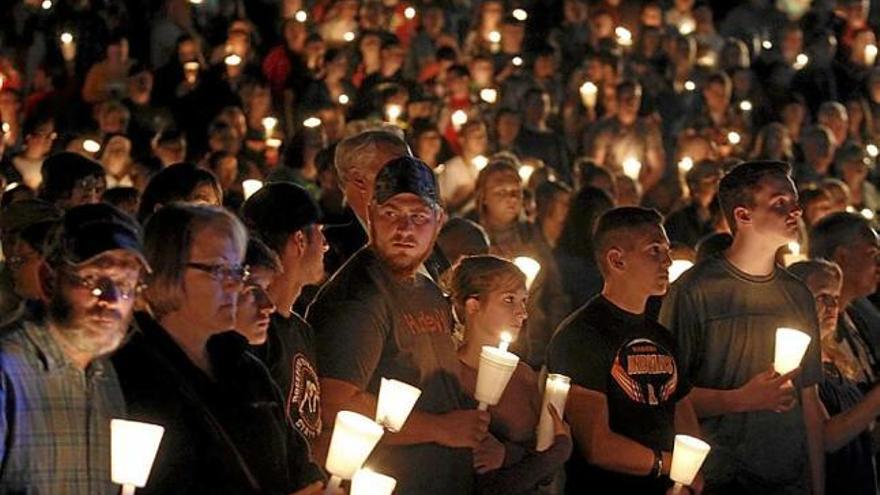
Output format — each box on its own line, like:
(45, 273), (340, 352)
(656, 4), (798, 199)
(334, 128), (409, 185)
(143, 203), (247, 318)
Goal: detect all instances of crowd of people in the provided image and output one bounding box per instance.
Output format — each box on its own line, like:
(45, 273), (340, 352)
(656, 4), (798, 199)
(2, 0), (880, 494)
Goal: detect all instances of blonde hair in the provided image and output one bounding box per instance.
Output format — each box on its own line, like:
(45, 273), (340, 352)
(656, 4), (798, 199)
(447, 255), (526, 326)
(473, 159), (522, 224)
(143, 203), (247, 317)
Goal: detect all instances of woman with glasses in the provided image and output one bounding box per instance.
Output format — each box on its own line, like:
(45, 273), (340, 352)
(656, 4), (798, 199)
(790, 260), (880, 495)
(113, 203), (326, 495)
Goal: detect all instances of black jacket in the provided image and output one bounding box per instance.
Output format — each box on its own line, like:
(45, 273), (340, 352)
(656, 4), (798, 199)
(113, 312), (323, 494)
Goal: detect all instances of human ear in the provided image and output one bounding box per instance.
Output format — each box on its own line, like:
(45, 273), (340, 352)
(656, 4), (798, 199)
(607, 248), (625, 271)
(733, 206), (751, 226)
(465, 296), (481, 317)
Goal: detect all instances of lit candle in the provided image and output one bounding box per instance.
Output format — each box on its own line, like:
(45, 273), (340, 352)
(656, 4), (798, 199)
(793, 53), (809, 70)
(669, 434), (711, 492)
(480, 88), (498, 104)
(677, 156), (694, 174)
(615, 26), (633, 47)
(488, 30), (502, 44)
(866, 44), (878, 66)
(726, 131), (741, 145)
(375, 378), (422, 432)
(513, 256), (541, 290)
(242, 180), (264, 200)
(684, 80), (696, 91)
(303, 117), (322, 128)
(579, 81), (598, 109)
(861, 208), (875, 220)
(265, 137), (283, 150)
(535, 374), (571, 451)
(451, 109), (468, 130)
(83, 139), (101, 154)
(471, 155), (489, 171)
(762, 40), (773, 50)
(111, 419), (165, 495)
(60, 32), (76, 62)
(294, 10), (308, 22)
(338, 93), (350, 105)
(739, 100), (753, 112)
(782, 241), (806, 267)
(343, 31), (356, 42)
(351, 468), (397, 495)
(224, 53), (242, 67)
(668, 259), (694, 283)
(678, 18), (695, 35)
(511, 56), (523, 67)
(261, 116), (278, 138)
(622, 157), (642, 181)
(518, 163), (535, 183)
(498, 331), (512, 352)
(385, 104), (402, 124)
(324, 411), (385, 495)
(183, 61), (199, 84)
(866, 144), (879, 158)
(774, 327), (811, 375)
(474, 345), (519, 411)
(512, 8), (528, 21)
(404, 6), (416, 19)
(41, 0), (52, 10)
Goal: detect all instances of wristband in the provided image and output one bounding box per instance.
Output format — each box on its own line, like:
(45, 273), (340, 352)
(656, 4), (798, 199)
(650, 449), (663, 478)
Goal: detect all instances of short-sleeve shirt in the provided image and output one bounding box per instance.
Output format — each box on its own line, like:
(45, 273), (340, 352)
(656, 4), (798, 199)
(0, 320), (124, 494)
(659, 255), (822, 492)
(546, 295), (691, 494)
(252, 312), (322, 441)
(307, 247), (473, 495)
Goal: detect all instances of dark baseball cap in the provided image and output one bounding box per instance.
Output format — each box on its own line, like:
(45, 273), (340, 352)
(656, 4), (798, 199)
(46, 203), (149, 270)
(241, 181), (323, 238)
(374, 156), (441, 208)
(0, 199), (63, 234)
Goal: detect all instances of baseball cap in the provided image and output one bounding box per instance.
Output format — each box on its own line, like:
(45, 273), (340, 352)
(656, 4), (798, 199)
(0, 199), (63, 234)
(241, 181), (323, 238)
(46, 203), (149, 270)
(373, 156), (441, 208)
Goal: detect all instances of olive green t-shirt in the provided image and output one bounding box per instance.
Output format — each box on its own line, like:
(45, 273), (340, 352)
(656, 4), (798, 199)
(659, 255), (821, 493)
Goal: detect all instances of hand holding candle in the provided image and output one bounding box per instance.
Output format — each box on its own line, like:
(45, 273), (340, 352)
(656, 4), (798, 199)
(669, 435), (711, 494)
(375, 378), (421, 432)
(474, 337), (519, 411)
(60, 32), (76, 62)
(535, 374), (571, 451)
(324, 411), (385, 495)
(774, 327), (811, 376)
(111, 419), (165, 495)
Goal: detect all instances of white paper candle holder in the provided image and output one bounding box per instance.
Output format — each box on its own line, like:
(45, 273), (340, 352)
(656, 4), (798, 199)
(535, 374), (571, 451)
(351, 468), (397, 495)
(324, 411), (385, 495)
(111, 419), (165, 495)
(376, 378), (421, 432)
(669, 434), (711, 492)
(474, 346), (519, 411)
(774, 327), (811, 375)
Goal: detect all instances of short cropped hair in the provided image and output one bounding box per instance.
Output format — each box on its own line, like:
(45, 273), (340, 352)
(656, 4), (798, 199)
(143, 203), (247, 318)
(244, 237), (282, 272)
(334, 129), (408, 185)
(808, 211), (876, 260)
(593, 206), (663, 275)
(717, 160), (791, 233)
(788, 258), (842, 288)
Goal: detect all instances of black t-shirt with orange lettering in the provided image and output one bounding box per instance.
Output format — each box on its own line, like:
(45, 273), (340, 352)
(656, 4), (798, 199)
(547, 295), (691, 494)
(307, 247), (473, 495)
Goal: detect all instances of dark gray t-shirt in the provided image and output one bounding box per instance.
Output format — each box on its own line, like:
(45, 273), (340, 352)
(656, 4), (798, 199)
(659, 255), (821, 493)
(307, 247), (473, 495)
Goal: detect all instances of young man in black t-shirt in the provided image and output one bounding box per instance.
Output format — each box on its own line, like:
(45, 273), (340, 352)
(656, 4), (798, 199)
(547, 207), (703, 494)
(241, 181), (329, 443)
(307, 156), (489, 495)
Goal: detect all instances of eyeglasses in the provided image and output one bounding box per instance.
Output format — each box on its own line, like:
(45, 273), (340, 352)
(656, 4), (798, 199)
(815, 293), (840, 308)
(186, 262), (250, 284)
(64, 272), (145, 300)
(75, 176), (107, 194)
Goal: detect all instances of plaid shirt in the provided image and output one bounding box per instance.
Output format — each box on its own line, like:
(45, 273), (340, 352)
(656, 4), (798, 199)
(0, 320), (125, 494)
